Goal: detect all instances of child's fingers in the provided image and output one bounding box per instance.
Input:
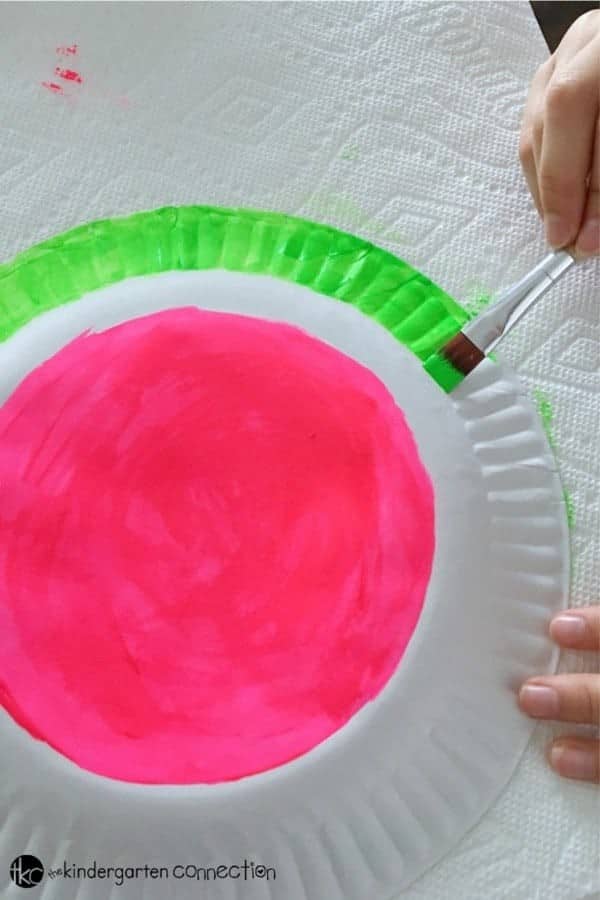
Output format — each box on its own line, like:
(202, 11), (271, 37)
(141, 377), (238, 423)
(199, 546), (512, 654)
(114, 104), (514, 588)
(550, 606), (600, 650)
(575, 124), (600, 256)
(519, 62), (552, 215)
(538, 38), (600, 248)
(552, 9), (600, 61)
(519, 140), (542, 216)
(519, 674), (600, 725)
(548, 736), (600, 783)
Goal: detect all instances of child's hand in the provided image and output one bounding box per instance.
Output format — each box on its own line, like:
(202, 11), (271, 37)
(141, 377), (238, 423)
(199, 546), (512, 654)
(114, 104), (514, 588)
(519, 606), (600, 784)
(519, 10), (600, 256)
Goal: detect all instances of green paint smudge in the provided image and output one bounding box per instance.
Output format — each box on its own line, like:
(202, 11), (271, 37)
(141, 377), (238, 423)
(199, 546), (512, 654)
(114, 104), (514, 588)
(533, 389), (556, 450)
(467, 294), (492, 318)
(340, 145), (361, 161)
(461, 278), (494, 319)
(563, 490), (575, 529)
(464, 291), (493, 319)
(303, 192), (406, 246)
(533, 389), (575, 532)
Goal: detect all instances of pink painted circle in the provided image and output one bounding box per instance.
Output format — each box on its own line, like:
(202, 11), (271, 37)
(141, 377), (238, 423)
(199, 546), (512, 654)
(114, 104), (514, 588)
(0, 308), (435, 784)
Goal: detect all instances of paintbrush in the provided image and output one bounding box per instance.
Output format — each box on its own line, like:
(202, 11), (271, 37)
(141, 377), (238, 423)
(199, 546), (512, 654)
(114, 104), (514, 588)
(424, 249), (576, 391)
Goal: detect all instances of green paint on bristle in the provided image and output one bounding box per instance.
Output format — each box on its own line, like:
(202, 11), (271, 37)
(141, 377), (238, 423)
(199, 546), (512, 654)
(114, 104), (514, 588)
(422, 300), (484, 393)
(423, 347), (465, 392)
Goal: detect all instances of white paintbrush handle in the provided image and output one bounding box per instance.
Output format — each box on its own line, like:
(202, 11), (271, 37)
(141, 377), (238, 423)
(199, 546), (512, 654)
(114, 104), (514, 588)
(463, 250), (575, 354)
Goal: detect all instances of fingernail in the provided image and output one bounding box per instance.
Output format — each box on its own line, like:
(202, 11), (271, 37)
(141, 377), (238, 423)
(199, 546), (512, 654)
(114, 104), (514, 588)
(545, 214), (571, 248)
(550, 743), (598, 780)
(519, 683), (560, 718)
(576, 218), (600, 254)
(550, 613), (586, 644)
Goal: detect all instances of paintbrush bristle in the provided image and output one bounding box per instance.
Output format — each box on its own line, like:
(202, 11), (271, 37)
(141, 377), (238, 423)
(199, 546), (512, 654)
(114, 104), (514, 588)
(440, 332), (485, 376)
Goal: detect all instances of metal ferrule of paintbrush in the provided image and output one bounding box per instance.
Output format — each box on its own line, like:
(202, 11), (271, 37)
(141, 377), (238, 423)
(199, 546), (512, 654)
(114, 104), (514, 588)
(442, 249), (576, 375)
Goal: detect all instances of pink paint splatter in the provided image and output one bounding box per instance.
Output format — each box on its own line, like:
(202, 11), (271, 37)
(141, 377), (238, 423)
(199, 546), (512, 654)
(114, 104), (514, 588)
(42, 43), (81, 95)
(41, 82), (64, 94)
(0, 309), (435, 784)
(54, 66), (83, 84)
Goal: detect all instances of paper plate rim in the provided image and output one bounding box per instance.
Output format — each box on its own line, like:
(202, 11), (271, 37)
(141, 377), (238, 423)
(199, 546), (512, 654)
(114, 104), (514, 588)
(0, 221), (569, 899)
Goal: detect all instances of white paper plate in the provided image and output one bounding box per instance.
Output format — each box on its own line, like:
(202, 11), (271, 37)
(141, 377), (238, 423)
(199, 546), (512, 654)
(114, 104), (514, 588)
(0, 264), (568, 900)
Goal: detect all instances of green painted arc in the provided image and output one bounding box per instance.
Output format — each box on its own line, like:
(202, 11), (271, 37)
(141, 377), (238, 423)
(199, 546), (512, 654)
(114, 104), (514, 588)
(0, 206), (469, 389)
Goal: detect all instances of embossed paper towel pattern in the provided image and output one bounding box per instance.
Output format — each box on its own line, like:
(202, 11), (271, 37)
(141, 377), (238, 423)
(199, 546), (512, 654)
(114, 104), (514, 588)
(0, 3), (598, 899)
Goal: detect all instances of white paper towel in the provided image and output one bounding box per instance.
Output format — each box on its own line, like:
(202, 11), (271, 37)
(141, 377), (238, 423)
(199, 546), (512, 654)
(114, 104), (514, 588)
(0, 2), (598, 898)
